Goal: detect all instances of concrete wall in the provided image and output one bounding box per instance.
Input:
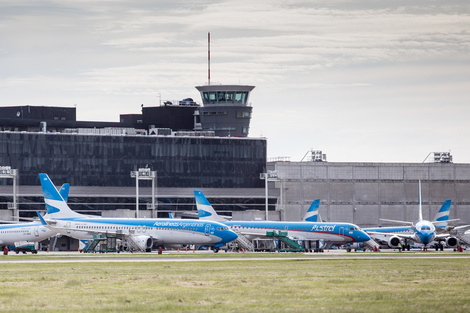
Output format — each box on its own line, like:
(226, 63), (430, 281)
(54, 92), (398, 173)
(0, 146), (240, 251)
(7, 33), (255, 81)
(273, 162), (470, 227)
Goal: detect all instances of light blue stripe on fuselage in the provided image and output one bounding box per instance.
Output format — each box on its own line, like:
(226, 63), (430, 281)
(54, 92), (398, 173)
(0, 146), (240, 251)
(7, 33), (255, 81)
(0, 222), (43, 230)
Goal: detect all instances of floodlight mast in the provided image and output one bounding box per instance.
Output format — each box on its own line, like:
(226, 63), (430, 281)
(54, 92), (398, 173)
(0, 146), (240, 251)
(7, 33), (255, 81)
(259, 170), (279, 220)
(0, 166), (18, 221)
(130, 168), (157, 218)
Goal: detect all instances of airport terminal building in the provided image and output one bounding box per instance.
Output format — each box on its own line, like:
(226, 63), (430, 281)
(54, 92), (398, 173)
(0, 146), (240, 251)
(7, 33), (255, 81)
(0, 84), (274, 223)
(269, 152), (470, 227)
(1, 84), (470, 250)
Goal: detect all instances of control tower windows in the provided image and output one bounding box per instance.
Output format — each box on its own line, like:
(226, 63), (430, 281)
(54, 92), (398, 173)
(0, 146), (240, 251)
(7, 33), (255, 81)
(217, 92), (226, 102)
(235, 92), (248, 104)
(201, 91), (248, 105)
(202, 91), (218, 104)
(209, 92), (217, 104)
(226, 92), (235, 103)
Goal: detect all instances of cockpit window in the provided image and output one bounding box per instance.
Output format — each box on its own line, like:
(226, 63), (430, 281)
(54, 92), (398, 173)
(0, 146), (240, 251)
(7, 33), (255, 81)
(421, 226), (431, 230)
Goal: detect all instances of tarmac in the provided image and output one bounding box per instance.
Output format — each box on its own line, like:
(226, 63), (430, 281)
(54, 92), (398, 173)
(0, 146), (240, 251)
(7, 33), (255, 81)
(1, 248), (469, 263)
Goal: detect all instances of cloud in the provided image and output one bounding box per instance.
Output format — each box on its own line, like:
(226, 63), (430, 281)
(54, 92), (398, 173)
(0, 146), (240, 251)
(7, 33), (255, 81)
(0, 0), (469, 162)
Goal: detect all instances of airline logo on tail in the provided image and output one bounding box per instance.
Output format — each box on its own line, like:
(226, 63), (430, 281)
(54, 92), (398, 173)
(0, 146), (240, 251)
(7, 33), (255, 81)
(303, 199), (320, 222)
(39, 173), (82, 219)
(194, 190), (226, 222)
(433, 200), (451, 229)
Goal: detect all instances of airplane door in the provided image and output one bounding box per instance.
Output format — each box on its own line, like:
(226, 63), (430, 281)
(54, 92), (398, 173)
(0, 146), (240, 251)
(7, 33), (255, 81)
(204, 224), (211, 236)
(339, 227), (344, 237)
(34, 227), (39, 237)
(66, 222), (71, 234)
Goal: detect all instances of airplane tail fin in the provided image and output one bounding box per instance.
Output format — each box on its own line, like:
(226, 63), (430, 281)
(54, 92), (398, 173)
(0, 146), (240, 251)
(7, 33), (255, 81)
(39, 173), (83, 219)
(59, 184), (70, 202)
(432, 200), (452, 229)
(194, 190), (227, 222)
(303, 199), (320, 222)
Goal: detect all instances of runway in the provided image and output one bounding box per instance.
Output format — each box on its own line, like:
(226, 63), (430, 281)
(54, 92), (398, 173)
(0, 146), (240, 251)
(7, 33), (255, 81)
(1, 250), (469, 263)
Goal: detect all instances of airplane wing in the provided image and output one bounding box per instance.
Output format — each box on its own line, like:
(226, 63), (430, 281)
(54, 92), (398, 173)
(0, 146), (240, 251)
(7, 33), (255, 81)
(434, 233), (452, 241)
(366, 231), (417, 242)
(379, 219), (414, 225)
(447, 224), (470, 232)
(0, 219), (22, 224)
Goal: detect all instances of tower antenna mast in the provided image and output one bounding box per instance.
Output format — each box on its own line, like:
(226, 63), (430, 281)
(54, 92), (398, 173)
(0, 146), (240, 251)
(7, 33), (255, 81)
(208, 32), (211, 86)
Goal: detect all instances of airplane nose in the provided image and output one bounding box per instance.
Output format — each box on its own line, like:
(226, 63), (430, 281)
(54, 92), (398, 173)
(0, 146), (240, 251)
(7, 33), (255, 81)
(226, 230), (238, 243)
(361, 231), (371, 242)
(422, 232), (434, 244)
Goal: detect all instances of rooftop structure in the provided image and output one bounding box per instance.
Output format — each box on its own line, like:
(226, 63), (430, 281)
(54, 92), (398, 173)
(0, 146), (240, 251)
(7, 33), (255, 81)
(196, 85), (255, 137)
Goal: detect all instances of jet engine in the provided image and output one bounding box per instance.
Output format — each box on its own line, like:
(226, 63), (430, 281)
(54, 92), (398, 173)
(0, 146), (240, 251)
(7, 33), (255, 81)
(388, 236), (401, 248)
(133, 236), (154, 252)
(445, 236), (459, 248)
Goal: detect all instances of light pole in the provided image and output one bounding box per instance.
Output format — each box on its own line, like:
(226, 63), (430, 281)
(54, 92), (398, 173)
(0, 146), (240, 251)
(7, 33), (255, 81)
(0, 166), (18, 221)
(130, 168), (157, 218)
(260, 170), (278, 220)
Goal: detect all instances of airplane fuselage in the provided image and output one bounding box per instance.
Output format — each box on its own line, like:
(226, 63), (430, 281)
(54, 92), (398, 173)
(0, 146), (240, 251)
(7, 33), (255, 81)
(224, 221), (370, 243)
(412, 220), (436, 245)
(365, 220), (437, 246)
(48, 217), (238, 245)
(0, 222), (56, 246)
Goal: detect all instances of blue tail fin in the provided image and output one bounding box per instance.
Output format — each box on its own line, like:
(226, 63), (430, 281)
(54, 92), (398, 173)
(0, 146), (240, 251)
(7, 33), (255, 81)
(59, 184), (70, 202)
(39, 174), (82, 219)
(433, 200), (452, 229)
(303, 199), (320, 222)
(194, 190), (226, 221)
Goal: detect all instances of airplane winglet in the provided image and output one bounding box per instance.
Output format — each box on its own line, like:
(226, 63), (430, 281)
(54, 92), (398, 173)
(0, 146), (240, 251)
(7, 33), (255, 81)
(36, 211), (48, 226)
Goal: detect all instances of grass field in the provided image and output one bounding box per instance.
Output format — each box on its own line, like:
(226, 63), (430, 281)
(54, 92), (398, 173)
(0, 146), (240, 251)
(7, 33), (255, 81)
(0, 254), (469, 312)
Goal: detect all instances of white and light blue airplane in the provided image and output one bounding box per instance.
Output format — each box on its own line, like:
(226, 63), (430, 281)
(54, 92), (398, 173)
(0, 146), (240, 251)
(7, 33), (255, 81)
(194, 190), (370, 247)
(0, 222), (54, 252)
(364, 182), (460, 250)
(0, 183), (70, 252)
(38, 174), (238, 252)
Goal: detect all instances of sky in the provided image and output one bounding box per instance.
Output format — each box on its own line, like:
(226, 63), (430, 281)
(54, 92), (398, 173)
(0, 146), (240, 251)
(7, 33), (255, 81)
(1, 0), (470, 163)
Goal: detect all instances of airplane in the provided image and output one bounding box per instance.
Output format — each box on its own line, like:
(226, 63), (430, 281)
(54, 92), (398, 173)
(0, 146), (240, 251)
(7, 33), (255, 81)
(0, 183), (70, 253)
(300, 198), (382, 251)
(38, 174), (238, 252)
(0, 222), (55, 253)
(364, 181), (460, 251)
(194, 190), (370, 252)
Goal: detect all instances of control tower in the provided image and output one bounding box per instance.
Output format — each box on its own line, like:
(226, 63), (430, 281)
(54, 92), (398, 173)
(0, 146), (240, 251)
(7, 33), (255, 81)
(195, 84), (255, 137)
